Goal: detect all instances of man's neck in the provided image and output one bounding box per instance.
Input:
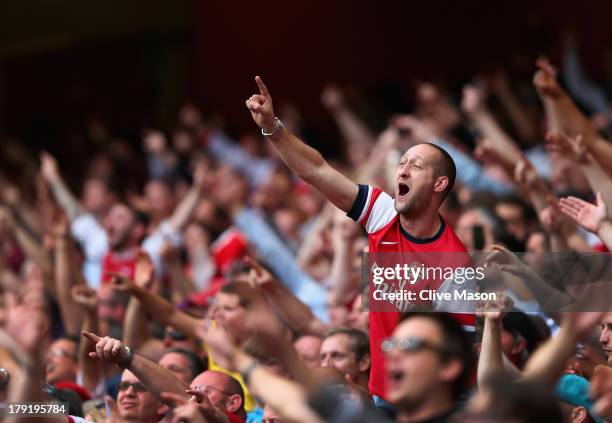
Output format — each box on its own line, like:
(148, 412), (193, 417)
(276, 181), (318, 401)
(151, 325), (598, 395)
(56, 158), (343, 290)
(396, 394), (454, 423)
(399, 208), (442, 240)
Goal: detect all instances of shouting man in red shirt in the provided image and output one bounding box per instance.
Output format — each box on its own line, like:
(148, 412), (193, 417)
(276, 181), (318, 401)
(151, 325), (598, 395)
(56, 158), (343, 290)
(245, 76), (474, 412)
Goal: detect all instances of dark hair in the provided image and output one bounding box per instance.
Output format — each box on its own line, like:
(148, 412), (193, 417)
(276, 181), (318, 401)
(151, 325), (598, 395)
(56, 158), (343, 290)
(219, 281), (263, 308)
(422, 143), (456, 200)
(400, 312), (474, 400)
(324, 327), (370, 363)
(58, 334), (81, 349)
(463, 377), (564, 423)
(162, 348), (206, 380)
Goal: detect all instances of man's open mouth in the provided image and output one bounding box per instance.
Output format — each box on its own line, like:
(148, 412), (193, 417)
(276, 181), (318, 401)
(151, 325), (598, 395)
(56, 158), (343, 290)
(398, 183), (410, 197)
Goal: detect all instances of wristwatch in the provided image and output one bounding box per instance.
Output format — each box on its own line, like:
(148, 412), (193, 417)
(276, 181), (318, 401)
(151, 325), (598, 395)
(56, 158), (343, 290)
(261, 117), (284, 137)
(119, 346), (135, 369)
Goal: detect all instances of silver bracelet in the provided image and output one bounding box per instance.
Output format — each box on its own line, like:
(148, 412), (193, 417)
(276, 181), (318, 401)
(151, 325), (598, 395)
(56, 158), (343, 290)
(261, 117), (283, 137)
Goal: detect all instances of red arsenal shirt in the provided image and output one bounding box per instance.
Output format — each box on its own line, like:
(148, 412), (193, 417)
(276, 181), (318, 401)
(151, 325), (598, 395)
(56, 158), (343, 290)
(347, 184), (475, 400)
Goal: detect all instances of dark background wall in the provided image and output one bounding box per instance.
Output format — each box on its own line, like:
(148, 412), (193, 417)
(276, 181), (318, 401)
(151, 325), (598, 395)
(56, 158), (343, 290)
(1, 0), (612, 155)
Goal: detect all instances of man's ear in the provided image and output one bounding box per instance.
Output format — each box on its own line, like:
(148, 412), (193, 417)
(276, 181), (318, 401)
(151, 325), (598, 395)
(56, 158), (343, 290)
(571, 406), (587, 423)
(511, 338), (527, 356)
(226, 393), (242, 413)
(433, 176), (449, 194)
(439, 358), (463, 384)
(158, 404), (170, 415)
(358, 353), (371, 374)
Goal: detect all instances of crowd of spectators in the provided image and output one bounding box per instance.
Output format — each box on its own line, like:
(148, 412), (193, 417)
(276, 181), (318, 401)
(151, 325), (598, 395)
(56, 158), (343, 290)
(0, 34), (612, 423)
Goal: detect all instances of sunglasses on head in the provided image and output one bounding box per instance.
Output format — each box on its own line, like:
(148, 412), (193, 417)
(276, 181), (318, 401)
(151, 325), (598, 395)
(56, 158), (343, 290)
(118, 381), (148, 393)
(381, 337), (454, 358)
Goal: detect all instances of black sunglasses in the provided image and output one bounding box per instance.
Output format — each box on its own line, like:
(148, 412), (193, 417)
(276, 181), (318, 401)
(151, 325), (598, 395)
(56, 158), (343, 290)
(118, 382), (148, 393)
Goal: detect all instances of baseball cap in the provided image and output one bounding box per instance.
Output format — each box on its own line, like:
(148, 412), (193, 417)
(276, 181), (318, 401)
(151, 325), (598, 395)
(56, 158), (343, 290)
(555, 374), (603, 423)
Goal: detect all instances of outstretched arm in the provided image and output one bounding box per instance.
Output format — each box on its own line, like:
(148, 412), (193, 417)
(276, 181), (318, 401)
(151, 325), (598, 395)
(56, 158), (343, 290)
(83, 332), (187, 402)
(246, 76), (358, 213)
(39, 151), (83, 221)
(110, 273), (200, 340)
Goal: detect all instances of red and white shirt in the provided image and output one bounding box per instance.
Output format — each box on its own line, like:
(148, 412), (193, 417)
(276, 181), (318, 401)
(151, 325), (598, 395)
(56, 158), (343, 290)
(347, 184), (475, 400)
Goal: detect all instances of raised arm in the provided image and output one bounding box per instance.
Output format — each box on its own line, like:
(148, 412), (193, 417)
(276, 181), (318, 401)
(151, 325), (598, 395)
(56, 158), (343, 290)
(83, 331), (187, 402)
(533, 58), (612, 170)
(39, 151), (83, 221)
(461, 84), (523, 162)
(246, 76), (358, 213)
(71, 285), (103, 393)
(110, 273), (200, 340)
(522, 312), (604, 388)
(245, 257), (329, 337)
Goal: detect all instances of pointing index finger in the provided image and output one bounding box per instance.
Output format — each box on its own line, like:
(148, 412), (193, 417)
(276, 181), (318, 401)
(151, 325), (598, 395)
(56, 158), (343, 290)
(255, 76), (270, 98)
(82, 331), (102, 343)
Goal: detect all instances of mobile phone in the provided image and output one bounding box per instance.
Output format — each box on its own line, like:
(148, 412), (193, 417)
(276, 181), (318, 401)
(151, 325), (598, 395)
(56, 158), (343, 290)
(473, 225), (485, 250)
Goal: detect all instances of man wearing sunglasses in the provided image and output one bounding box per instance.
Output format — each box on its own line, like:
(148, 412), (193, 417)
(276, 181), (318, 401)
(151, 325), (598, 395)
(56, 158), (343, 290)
(117, 370), (168, 423)
(382, 313), (474, 422)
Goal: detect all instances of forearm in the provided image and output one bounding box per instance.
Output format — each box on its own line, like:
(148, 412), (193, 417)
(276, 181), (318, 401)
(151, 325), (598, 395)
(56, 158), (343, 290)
(563, 46), (609, 115)
(330, 107), (376, 151)
(597, 221), (612, 250)
(235, 352), (321, 423)
(580, 161), (612, 221)
(478, 318), (505, 389)
(262, 282), (328, 337)
(54, 239), (84, 335)
(47, 175), (82, 221)
(469, 110), (523, 162)
(132, 286), (200, 340)
(327, 239), (357, 306)
(493, 86), (538, 143)
(522, 321), (577, 388)
(167, 263), (198, 297)
(268, 128), (357, 212)
(80, 310), (102, 392)
(12, 222), (53, 278)
(129, 355), (187, 401)
(168, 185), (201, 231)
(123, 298), (153, 353)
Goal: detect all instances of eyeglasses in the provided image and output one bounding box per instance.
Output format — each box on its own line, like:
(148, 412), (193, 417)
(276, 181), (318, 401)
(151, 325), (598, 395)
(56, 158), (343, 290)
(381, 337), (453, 358)
(118, 382), (148, 393)
(192, 384), (233, 397)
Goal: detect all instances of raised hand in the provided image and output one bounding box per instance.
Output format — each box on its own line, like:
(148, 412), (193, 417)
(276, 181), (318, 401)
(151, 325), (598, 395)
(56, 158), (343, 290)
(133, 252), (156, 290)
(461, 84), (487, 115)
(108, 272), (136, 293)
(545, 132), (593, 164)
(200, 324), (238, 372)
(513, 157), (543, 192)
(244, 256), (275, 289)
(40, 151), (60, 181)
(533, 58), (562, 98)
(559, 193), (608, 234)
(71, 284), (98, 311)
(320, 84), (345, 112)
(82, 331), (132, 367)
(475, 292), (514, 321)
(245, 76), (277, 133)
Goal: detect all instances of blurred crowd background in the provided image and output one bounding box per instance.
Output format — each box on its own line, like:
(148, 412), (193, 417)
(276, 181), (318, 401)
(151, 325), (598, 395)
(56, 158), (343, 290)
(1, 1), (612, 422)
